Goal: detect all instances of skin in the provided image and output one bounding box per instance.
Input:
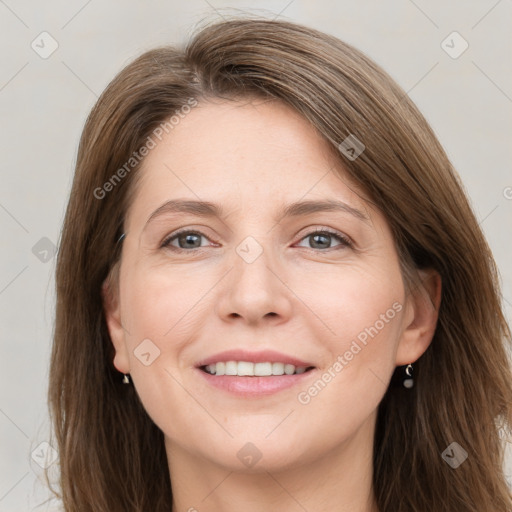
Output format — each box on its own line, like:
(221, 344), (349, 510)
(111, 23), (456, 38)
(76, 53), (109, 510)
(103, 97), (441, 512)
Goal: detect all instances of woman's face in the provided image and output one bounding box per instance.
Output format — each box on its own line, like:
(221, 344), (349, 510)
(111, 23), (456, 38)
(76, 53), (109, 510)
(105, 97), (435, 472)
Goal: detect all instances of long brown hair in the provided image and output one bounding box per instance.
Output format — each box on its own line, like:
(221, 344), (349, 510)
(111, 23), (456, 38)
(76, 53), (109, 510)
(46, 17), (512, 511)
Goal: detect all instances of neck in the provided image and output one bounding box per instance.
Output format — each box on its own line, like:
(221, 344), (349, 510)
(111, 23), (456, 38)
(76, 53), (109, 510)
(166, 412), (379, 512)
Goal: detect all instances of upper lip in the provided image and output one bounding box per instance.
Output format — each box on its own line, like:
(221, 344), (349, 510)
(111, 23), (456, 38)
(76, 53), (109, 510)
(196, 349), (315, 368)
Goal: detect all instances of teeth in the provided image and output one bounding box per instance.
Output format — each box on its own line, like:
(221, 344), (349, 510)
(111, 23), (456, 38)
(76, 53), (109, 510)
(203, 361), (309, 376)
(225, 361), (237, 375)
(215, 362), (225, 376)
(272, 362), (284, 375)
(238, 361), (254, 376)
(284, 364), (295, 375)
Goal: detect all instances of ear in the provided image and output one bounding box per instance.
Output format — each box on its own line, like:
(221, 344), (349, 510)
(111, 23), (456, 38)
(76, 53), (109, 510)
(101, 269), (130, 374)
(395, 268), (442, 366)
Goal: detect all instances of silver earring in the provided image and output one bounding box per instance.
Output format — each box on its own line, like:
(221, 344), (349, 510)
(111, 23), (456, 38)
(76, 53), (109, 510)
(403, 364), (414, 388)
(122, 374), (131, 384)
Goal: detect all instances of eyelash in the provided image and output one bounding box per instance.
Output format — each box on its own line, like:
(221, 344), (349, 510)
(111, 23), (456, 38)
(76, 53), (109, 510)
(160, 227), (353, 253)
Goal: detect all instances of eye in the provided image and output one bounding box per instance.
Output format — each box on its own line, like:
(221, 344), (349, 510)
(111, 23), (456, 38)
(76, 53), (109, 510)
(161, 229), (215, 251)
(160, 227), (352, 252)
(296, 229), (352, 250)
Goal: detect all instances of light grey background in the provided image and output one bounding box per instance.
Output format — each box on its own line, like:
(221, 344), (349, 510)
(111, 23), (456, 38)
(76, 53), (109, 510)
(1, 1), (511, 509)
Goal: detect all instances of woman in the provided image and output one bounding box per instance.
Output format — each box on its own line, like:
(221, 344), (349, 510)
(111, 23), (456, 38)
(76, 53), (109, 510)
(46, 17), (512, 511)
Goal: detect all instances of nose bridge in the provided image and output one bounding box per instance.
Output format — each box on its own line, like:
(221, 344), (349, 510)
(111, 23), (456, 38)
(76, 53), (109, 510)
(216, 234), (291, 323)
(233, 235), (276, 302)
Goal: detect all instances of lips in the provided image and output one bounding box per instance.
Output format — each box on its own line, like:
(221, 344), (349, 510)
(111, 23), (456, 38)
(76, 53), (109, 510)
(195, 349), (316, 397)
(196, 349), (314, 369)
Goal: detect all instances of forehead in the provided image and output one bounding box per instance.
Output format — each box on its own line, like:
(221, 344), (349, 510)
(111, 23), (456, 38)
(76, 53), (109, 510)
(125, 98), (373, 228)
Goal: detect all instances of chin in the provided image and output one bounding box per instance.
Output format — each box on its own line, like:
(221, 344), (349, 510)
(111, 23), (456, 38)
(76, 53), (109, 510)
(189, 429), (320, 474)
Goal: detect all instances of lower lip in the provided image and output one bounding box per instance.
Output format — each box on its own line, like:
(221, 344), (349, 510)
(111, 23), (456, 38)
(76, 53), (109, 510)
(197, 368), (315, 397)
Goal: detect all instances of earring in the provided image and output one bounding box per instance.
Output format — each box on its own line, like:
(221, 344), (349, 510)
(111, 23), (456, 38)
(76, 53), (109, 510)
(403, 364), (414, 388)
(122, 374), (131, 384)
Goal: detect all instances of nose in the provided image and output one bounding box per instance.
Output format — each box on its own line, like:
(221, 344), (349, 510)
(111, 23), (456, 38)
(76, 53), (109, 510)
(215, 242), (293, 326)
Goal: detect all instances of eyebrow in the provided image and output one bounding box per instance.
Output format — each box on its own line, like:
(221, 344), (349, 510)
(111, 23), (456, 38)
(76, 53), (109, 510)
(143, 198), (370, 229)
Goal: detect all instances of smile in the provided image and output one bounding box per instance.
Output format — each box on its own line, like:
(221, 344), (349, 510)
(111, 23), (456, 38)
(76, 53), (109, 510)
(195, 350), (317, 397)
(201, 361), (314, 376)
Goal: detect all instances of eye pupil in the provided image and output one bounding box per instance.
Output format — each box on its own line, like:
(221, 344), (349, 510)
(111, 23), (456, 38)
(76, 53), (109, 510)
(179, 233), (201, 248)
(310, 233), (331, 249)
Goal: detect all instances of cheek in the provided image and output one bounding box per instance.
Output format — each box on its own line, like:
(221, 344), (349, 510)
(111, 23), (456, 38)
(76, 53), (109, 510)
(290, 265), (405, 432)
(118, 263), (220, 405)
(121, 262), (213, 342)
(117, 266), (207, 436)
(291, 259), (405, 350)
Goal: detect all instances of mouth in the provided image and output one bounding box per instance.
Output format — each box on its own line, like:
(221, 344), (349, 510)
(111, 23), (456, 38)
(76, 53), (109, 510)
(195, 350), (317, 397)
(199, 361), (315, 376)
